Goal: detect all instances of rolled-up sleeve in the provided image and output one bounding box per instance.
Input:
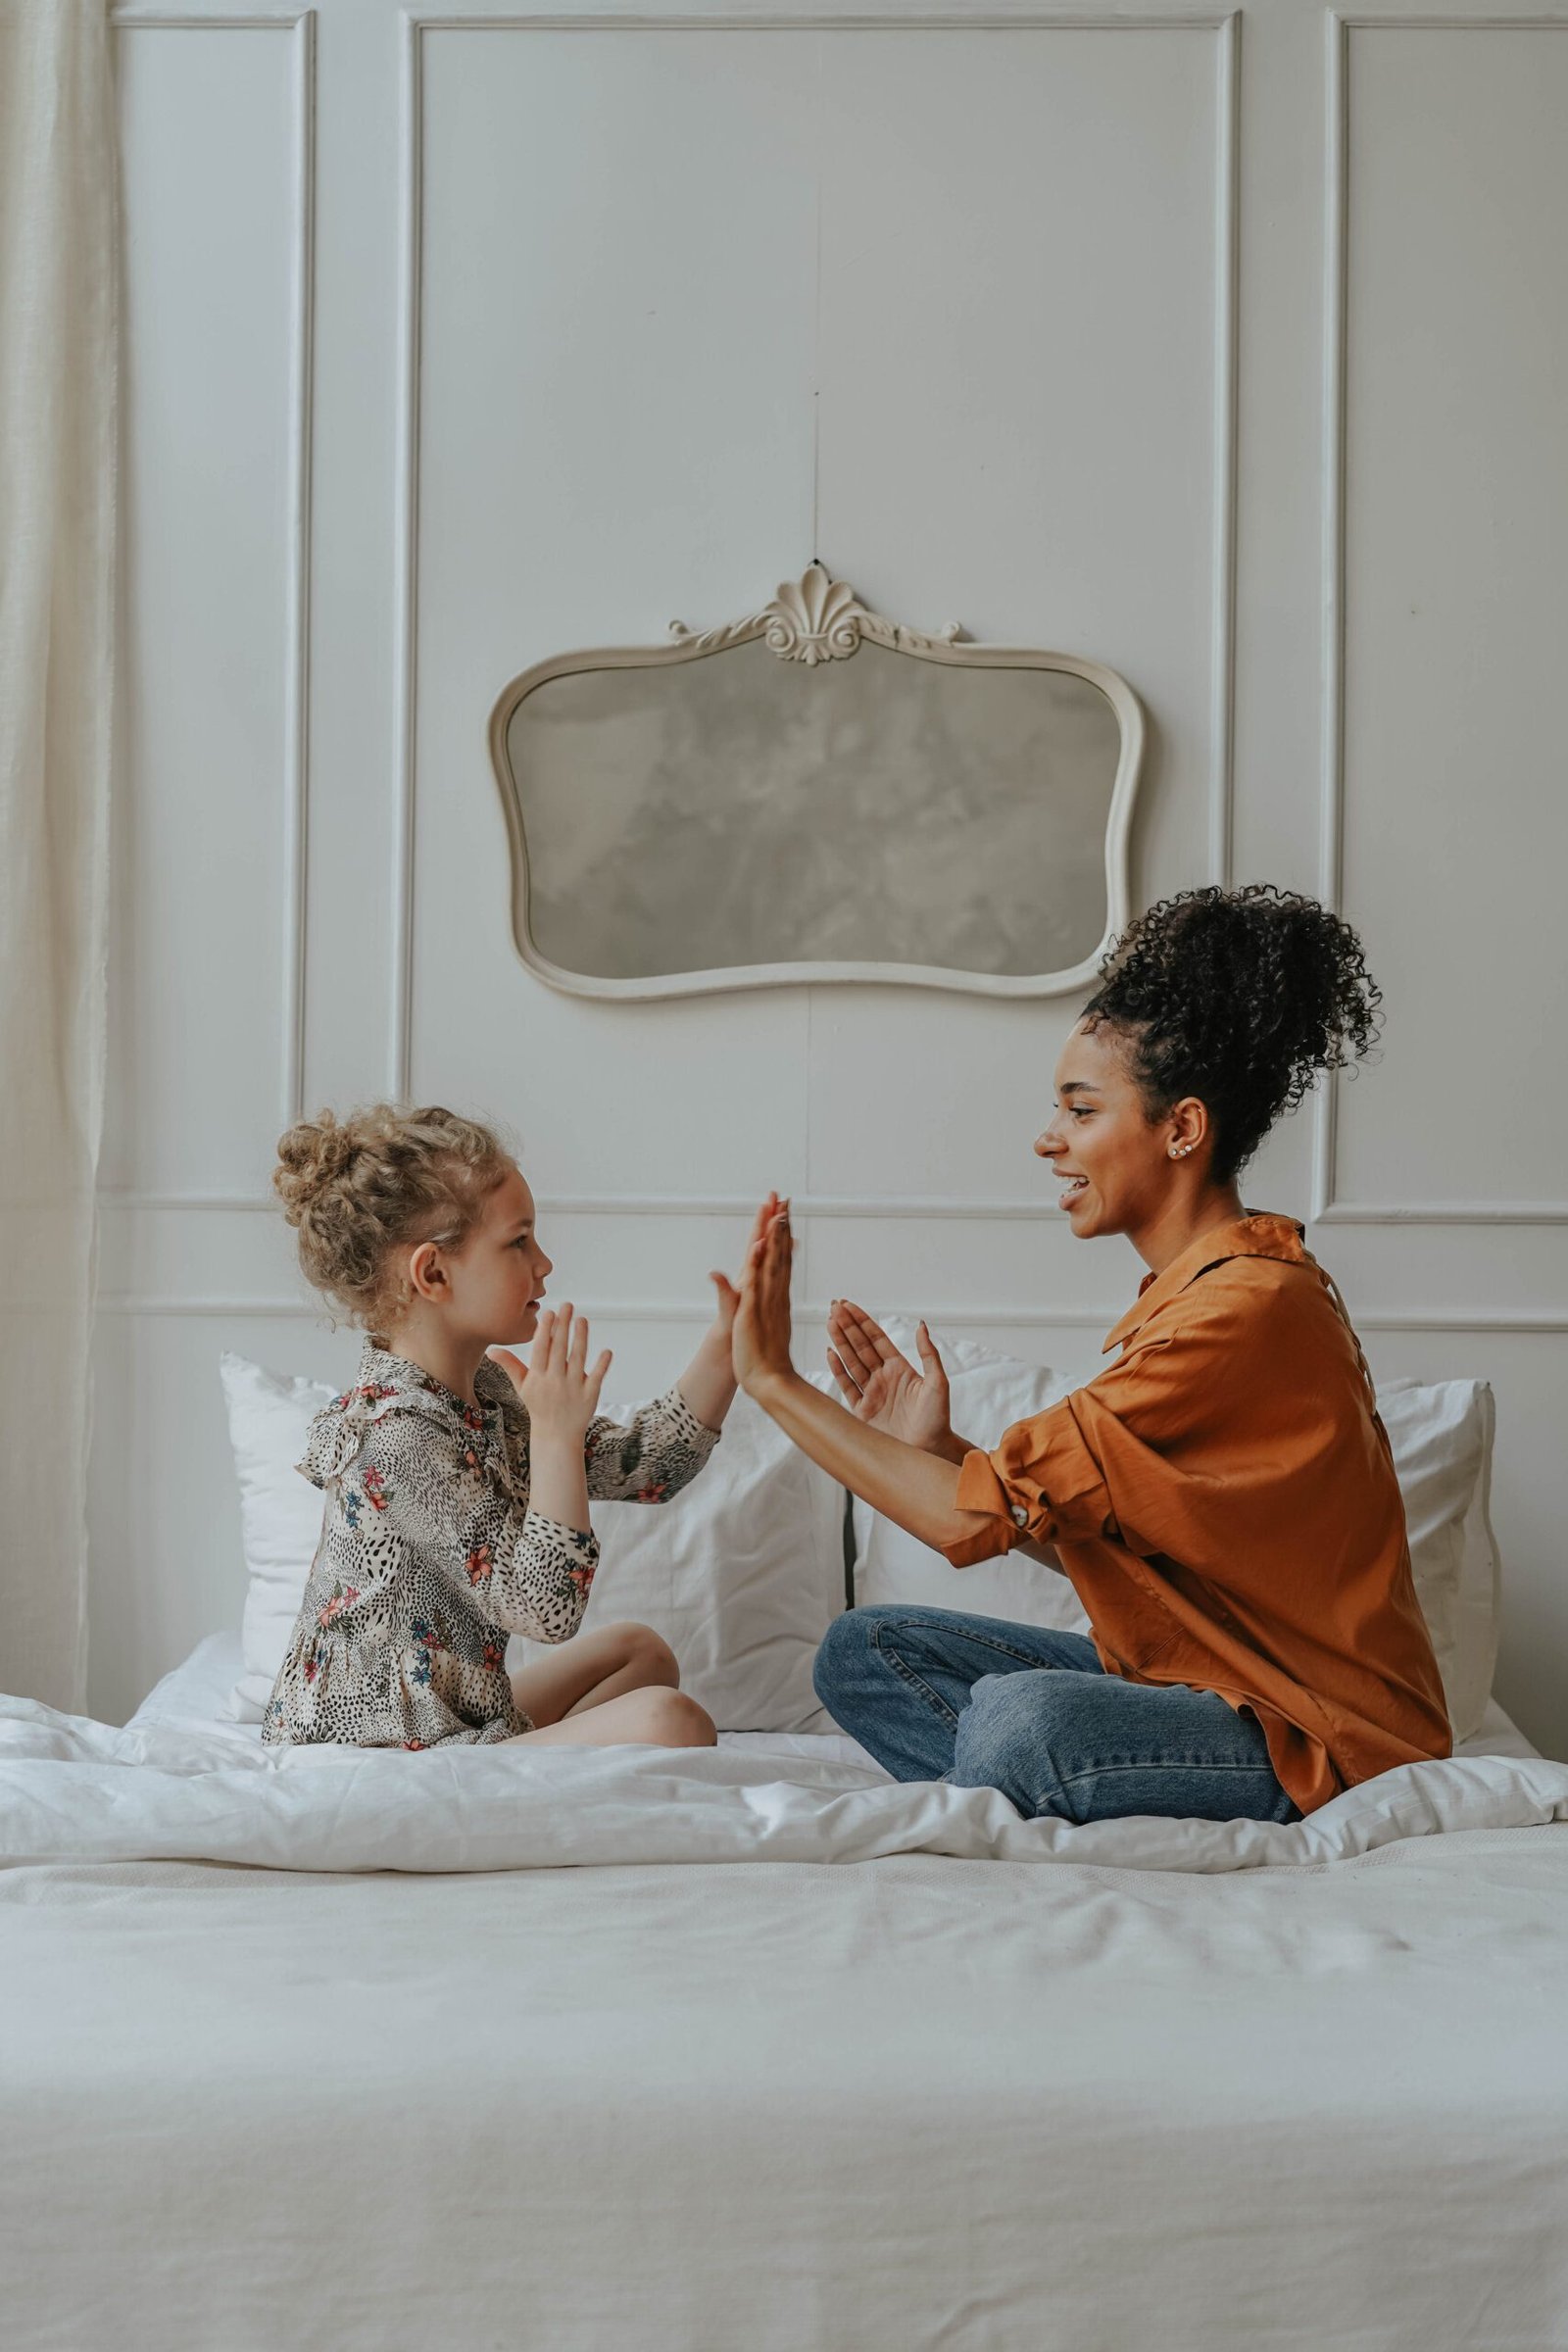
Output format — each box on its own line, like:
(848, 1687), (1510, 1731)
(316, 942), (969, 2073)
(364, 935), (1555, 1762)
(945, 1395), (1117, 1568)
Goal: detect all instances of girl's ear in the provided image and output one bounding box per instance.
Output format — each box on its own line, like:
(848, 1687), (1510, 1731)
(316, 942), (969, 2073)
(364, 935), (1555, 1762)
(408, 1240), (447, 1301)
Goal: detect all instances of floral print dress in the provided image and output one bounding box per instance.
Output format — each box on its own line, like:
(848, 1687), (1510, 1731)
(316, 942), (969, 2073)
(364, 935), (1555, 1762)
(262, 1340), (719, 1749)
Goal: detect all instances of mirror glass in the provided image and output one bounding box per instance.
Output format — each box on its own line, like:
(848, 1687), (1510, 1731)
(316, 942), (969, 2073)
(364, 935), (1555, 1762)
(504, 635), (1125, 985)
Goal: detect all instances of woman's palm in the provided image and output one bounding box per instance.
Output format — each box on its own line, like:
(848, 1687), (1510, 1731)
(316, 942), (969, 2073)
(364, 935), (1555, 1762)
(828, 1301), (952, 1452)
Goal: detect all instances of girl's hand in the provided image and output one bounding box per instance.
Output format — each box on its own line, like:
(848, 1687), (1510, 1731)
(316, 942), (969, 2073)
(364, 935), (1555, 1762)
(733, 1198), (795, 1394)
(506, 1304), (612, 1447)
(827, 1300), (953, 1453)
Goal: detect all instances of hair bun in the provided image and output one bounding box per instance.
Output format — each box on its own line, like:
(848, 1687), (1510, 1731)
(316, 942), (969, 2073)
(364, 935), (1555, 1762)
(272, 1111), (362, 1226)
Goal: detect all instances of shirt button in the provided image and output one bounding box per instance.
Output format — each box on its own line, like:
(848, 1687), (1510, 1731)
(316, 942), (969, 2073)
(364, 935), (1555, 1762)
(1010, 1503), (1030, 1529)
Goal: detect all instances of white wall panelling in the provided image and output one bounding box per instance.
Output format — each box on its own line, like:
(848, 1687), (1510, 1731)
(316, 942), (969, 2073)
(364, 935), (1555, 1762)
(1313, 9), (1568, 1223)
(95, 0), (1568, 1756)
(111, 10), (316, 1166)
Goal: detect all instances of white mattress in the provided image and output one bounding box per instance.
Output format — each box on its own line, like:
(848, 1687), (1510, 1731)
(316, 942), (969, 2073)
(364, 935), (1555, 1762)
(5, 1641), (1568, 2349)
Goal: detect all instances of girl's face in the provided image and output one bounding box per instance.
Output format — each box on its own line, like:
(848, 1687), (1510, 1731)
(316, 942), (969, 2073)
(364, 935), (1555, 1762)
(1034, 1018), (1187, 1241)
(440, 1162), (554, 1346)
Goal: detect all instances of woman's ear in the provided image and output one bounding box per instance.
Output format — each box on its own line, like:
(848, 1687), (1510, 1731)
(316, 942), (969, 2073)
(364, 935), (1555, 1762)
(1164, 1098), (1209, 1163)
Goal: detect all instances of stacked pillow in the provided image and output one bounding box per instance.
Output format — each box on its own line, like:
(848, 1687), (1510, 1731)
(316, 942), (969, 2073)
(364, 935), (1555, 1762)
(219, 1328), (1502, 1746)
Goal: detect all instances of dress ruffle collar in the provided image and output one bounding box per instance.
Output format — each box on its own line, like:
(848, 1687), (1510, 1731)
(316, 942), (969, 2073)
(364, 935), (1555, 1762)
(298, 1339), (517, 1487)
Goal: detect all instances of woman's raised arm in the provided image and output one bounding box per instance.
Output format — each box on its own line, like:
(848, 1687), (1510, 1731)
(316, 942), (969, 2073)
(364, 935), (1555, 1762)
(734, 1202), (1003, 1559)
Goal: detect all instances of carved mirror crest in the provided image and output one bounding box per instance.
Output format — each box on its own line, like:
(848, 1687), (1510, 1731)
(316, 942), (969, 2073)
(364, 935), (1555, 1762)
(488, 564), (1143, 1001)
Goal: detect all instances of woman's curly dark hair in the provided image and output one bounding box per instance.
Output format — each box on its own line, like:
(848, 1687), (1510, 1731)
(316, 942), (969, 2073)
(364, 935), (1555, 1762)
(1081, 884), (1382, 1182)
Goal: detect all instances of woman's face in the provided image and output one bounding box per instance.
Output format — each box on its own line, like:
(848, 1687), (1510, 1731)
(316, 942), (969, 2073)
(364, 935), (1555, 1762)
(1034, 1019), (1182, 1241)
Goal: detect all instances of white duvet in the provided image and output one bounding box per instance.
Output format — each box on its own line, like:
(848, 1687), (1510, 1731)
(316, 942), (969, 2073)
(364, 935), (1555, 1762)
(2, 1635), (1566, 1876)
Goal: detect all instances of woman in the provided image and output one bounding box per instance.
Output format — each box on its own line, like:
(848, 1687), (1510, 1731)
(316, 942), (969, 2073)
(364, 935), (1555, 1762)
(731, 884), (1451, 1826)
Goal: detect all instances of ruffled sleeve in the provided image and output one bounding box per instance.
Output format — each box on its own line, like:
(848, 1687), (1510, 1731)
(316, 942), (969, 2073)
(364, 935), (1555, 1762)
(470, 1358), (721, 1507)
(583, 1384), (720, 1503)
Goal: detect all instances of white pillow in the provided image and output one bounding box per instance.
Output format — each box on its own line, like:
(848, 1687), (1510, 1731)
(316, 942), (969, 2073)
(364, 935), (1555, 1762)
(219, 1353), (847, 1735)
(847, 1325), (1501, 1744)
(511, 1381), (847, 1733)
(1374, 1378), (1500, 1745)
(220, 1351), (336, 1720)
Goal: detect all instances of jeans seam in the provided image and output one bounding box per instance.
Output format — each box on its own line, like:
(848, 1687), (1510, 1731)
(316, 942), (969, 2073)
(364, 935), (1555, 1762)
(868, 1613), (1094, 1732)
(1054, 1757), (1280, 1787)
(874, 1637), (960, 1728)
(875, 1612), (1086, 1674)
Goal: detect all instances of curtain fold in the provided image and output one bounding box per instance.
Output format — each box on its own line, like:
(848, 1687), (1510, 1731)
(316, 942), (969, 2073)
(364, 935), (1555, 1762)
(0, 0), (118, 1708)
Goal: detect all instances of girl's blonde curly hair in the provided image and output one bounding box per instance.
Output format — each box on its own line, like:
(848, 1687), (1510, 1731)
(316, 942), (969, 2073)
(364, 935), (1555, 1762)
(272, 1103), (516, 1333)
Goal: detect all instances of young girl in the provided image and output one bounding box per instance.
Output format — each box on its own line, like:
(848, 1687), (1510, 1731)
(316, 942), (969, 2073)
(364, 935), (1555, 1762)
(264, 1102), (752, 1752)
(732, 884), (1452, 1827)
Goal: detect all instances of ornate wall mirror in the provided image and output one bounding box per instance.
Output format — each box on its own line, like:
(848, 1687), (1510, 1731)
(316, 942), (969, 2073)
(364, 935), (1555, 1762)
(488, 564), (1143, 1001)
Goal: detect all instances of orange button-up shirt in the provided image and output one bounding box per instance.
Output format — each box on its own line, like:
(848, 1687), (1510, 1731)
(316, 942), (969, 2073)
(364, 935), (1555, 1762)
(944, 1213), (1451, 1815)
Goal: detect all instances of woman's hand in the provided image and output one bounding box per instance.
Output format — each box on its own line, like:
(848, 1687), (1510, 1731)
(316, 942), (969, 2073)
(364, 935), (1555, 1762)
(499, 1304), (612, 1448)
(733, 1196), (796, 1395)
(703, 1191), (778, 1357)
(827, 1300), (955, 1453)
(669, 1193), (780, 1432)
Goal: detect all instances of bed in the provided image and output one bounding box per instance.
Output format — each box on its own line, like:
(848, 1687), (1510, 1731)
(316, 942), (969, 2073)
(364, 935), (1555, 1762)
(6, 1343), (1568, 2350)
(5, 1627), (1568, 2352)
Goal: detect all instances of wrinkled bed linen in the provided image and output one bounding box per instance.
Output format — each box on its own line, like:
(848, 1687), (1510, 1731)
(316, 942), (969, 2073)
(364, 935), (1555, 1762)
(2, 1648), (1566, 1874)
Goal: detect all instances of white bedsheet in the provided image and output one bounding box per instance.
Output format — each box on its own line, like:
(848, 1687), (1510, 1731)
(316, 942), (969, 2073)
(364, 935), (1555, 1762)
(7, 1644), (1568, 2350)
(2, 1634), (1563, 1878)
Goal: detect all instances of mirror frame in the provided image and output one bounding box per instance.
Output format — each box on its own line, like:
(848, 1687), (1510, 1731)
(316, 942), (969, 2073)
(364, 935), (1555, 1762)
(487, 564), (1145, 1001)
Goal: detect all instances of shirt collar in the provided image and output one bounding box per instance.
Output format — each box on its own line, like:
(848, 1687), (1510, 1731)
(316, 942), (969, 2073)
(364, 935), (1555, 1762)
(1101, 1211), (1309, 1354)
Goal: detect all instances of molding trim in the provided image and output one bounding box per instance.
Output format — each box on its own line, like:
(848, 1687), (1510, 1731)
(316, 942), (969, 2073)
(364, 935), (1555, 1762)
(92, 1292), (1568, 1332)
(97, 1188), (1070, 1217)
(283, 8), (317, 1125)
(1209, 7), (1240, 888)
(391, 8), (423, 1098)
(394, 6), (1240, 1082)
(100, 1184), (1568, 1227)
(1314, 7), (1568, 1226)
(113, 7), (317, 1131)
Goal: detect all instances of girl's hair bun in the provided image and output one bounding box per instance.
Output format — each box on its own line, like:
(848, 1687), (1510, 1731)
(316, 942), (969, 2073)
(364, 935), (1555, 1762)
(271, 1102), (515, 1330)
(272, 1110), (362, 1227)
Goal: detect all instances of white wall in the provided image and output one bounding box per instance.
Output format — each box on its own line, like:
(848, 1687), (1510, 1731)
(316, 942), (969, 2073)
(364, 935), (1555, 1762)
(94, 0), (1568, 1754)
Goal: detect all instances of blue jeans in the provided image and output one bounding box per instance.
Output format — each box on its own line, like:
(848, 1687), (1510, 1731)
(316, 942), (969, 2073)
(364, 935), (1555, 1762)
(812, 1604), (1303, 1826)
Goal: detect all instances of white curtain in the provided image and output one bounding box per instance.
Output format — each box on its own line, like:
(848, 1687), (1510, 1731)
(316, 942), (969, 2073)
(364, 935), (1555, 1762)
(0, 0), (118, 1708)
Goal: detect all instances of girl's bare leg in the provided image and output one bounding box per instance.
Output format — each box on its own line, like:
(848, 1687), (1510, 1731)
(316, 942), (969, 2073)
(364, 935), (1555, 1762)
(510, 1620), (683, 1728)
(500, 1684), (716, 1750)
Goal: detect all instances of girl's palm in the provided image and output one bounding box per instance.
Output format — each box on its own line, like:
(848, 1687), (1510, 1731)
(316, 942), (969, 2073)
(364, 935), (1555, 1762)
(506, 1304), (611, 1444)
